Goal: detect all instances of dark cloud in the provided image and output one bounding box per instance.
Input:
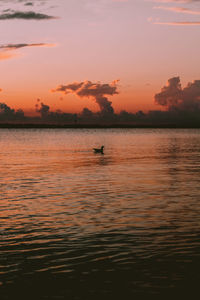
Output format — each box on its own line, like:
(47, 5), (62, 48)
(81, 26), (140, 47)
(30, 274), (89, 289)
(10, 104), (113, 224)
(0, 42), (55, 60)
(0, 102), (25, 121)
(0, 10), (57, 20)
(0, 103), (14, 115)
(81, 107), (93, 117)
(0, 0), (50, 4)
(35, 100), (77, 123)
(155, 77), (200, 111)
(0, 43), (54, 50)
(24, 2), (34, 6)
(52, 80), (119, 115)
(155, 77), (182, 108)
(0, 98), (200, 126)
(35, 100), (50, 118)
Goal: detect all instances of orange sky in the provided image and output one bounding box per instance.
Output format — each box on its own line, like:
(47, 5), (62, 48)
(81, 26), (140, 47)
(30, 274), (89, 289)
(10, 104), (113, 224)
(0, 0), (200, 116)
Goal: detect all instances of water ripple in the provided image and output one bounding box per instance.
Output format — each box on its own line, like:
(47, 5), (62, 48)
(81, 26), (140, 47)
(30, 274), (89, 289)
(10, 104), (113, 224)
(1, 129), (200, 299)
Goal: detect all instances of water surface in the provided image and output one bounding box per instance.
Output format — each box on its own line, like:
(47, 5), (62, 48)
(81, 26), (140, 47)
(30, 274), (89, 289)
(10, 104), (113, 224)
(1, 128), (200, 299)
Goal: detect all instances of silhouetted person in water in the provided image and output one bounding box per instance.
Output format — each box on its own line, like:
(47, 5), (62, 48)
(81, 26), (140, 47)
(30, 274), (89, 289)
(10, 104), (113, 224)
(93, 146), (104, 154)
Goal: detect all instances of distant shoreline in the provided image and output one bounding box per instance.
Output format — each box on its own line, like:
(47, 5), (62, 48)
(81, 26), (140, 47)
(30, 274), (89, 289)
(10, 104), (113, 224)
(0, 123), (200, 129)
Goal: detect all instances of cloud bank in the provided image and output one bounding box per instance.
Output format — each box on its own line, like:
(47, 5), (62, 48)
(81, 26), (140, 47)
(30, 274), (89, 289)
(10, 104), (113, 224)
(1, 77), (200, 126)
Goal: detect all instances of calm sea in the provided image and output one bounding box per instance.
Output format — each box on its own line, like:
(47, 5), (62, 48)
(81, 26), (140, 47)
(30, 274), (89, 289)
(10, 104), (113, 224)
(1, 128), (200, 299)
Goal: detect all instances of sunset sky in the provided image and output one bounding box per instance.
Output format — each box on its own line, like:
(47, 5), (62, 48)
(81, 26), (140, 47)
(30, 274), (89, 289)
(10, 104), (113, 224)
(0, 0), (200, 115)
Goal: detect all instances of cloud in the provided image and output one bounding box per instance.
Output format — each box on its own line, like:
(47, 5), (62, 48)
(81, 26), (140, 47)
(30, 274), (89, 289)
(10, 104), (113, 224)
(153, 20), (200, 24)
(24, 2), (34, 6)
(35, 100), (50, 118)
(0, 0), (50, 4)
(0, 43), (55, 60)
(0, 10), (57, 20)
(154, 6), (200, 15)
(0, 102), (25, 121)
(52, 80), (119, 114)
(155, 77), (182, 108)
(0, 103), (15, 116)
(0, 43), (54, 50)
(152, 0), (200, 3)
(81, 107), (94, 117)
(155, 76), (200, 111)
(112, 0), (129, 2)
(151, 0), (200, 25)
(35, 100), (78, 123)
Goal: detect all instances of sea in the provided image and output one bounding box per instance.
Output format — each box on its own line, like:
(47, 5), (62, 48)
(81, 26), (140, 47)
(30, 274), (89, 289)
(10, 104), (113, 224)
(0, 128), (200, 299)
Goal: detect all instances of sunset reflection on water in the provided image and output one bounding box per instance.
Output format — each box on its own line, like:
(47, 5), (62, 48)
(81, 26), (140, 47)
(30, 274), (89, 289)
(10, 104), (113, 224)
(1, 128), (200, 299)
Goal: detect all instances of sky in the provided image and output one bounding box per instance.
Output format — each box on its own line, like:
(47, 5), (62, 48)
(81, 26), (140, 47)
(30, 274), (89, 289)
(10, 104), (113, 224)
(0, 0), (200, 116)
